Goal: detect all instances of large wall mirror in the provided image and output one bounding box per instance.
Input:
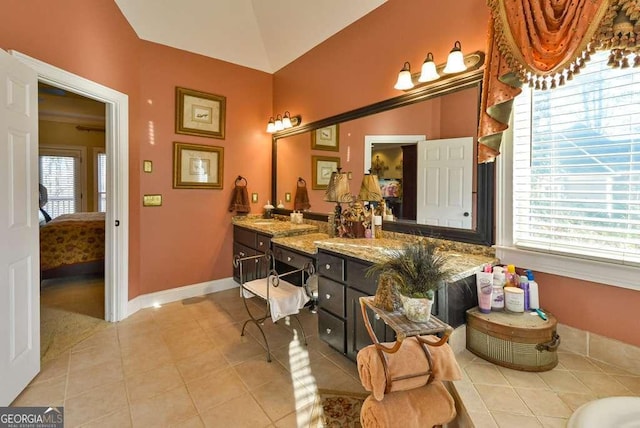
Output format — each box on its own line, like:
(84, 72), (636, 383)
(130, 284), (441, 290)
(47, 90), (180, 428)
(272, 58), (494, 246)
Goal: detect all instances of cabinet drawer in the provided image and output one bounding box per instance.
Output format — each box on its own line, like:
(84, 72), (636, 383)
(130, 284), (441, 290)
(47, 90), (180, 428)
(234, 227), (256, 249)
(317, 252), (344, 282)
(346, 260), (378, 295)
(256, 234), (271, 252)
(318, 276), (345, 317)
(273, 246), (313, 270)
(319, 309), (345, 354)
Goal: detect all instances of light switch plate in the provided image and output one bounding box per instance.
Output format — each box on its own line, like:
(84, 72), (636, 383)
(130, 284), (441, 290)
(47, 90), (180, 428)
(251, 193), (258, 203)
(143, 194), (162, 206)
(285, 192), (292, 202)
(143, 160), (153, 173)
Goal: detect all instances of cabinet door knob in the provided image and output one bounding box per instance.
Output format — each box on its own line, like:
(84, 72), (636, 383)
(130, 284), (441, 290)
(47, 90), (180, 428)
(287, 256), (292, 262)
(374, 314), (381, 320)
(326, 328), (332, 334)
(325, 294), (331, 300)
(255, 259), (259, 264)
(239, 252), (245, 257)
(325, 264), (331, 270)
(259, 241), (264, 246)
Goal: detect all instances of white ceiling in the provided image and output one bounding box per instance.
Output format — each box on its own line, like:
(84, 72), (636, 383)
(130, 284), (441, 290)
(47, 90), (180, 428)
(114, 0), (387, 73)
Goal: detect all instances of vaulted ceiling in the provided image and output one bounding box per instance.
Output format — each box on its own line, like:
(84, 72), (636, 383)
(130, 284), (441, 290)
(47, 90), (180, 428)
(114, 0), (387, 73)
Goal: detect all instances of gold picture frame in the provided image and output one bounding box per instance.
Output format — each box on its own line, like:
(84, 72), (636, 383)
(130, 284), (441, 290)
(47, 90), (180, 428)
(175, 87), (226, 139)
(173, 142), (224, 189)
(311, 124), (339, 151)
(312, 155), (340, 189)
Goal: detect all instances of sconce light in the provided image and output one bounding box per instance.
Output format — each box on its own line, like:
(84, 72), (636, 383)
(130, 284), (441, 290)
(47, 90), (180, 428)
(394, 62), (414, 90)
(266, 112), (302, 133)
(418, 52), (440, 82)
(266, 117), (276, 133)
(443, 41), (467, 74)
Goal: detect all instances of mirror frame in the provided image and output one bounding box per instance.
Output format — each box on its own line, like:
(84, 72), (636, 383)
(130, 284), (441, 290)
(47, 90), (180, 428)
(271, 55), (494, 246)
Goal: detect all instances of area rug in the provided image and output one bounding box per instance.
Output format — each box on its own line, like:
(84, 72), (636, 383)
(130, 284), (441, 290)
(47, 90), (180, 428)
(40, 306), (109, 363)
(312, 389), (369, 428)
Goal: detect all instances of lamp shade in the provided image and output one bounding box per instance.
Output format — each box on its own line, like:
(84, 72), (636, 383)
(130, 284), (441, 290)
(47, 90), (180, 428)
(418, 52), (440, 82)
(443, 41), (467, 74)
(358, 173), (382, 202)
(394, 62), (414, 90)
(282, 111), (292, 129)
(324, 168), (352, 203)
(266, 117), (276, 133)
(274, 114), (284, 131)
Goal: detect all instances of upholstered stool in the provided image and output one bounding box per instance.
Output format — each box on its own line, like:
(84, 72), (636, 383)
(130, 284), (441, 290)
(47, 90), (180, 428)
(360, 380), (456, 428)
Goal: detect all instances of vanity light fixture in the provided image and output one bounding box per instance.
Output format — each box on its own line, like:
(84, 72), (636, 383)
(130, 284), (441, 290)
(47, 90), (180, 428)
(443, 41), (467, 74)
(266, 112), (302, 133)
(418, 52), (440, 82)
(394, 62), (414, 90)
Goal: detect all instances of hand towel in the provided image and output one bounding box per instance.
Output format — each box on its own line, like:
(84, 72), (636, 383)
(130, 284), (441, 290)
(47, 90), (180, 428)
(357, 336), (462, 401)
(229, 183), (250, 213)
(360, 381), (456, 428)
(294, 178), (311, 211)
(241, 276), (310, 322)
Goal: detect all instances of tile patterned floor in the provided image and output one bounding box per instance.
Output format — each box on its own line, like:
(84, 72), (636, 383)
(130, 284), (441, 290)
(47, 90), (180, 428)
(13, 288), (366, 428)
(452, 347), (640, 427)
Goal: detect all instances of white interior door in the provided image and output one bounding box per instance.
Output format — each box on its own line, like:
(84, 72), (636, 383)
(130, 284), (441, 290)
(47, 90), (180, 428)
(0, 49), (40, 405)
(417, 137), (473, 229)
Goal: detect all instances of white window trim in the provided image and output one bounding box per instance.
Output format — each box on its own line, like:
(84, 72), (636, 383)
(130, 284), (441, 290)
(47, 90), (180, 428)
(93, 147), (106, 212)
(39, 145), (87, 212)
(495, 118), (640, 292)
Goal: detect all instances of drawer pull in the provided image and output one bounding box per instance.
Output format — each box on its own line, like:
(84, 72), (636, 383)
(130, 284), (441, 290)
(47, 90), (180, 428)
(374, 314), (381, 320)
(287, 256), (292, 262)
(239, 252), (246, 257)
(325, 294), (331, 300)
(255, 259), (259, 264)
(326, 328), (332, 334)
(325, 264), (331, 270)
(259, 241), (264, 246)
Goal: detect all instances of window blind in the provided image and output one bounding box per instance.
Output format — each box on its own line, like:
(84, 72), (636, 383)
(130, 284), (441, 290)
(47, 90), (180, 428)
(512, 51), (640, 266)
(97, 152), (107, 212)
(39, 154), (79, 218)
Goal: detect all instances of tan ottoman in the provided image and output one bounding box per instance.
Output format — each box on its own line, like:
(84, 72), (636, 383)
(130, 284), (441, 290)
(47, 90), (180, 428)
(360, 380), (456, 428)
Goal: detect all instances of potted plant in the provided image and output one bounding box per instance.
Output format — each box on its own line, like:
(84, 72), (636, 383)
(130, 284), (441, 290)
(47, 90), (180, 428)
(367, 240), (451, 322)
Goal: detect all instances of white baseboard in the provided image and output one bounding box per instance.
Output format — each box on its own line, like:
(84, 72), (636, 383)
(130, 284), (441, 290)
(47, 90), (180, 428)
(126, 277), (238, 318)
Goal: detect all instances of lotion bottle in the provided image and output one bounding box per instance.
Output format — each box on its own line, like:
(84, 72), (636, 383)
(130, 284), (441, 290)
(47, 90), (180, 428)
(525, 270), (540, 310)
(520, 275), (530, 311)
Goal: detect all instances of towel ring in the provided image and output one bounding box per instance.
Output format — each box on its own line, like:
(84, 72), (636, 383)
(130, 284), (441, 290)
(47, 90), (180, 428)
(297, 177), (306, 186)
(235, 175), (248, 186)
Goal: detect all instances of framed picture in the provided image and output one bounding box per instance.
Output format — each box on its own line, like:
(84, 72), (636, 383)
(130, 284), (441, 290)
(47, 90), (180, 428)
(173, 142), (224, 189)
(175, 87), (226, 139)
(312, 155), (340, 189)
(311, 124), (339, 151)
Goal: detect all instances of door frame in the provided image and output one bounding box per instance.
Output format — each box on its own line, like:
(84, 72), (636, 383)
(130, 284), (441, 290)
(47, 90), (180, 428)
(11, 51), (129, 322)
(364, 135), (425, 172)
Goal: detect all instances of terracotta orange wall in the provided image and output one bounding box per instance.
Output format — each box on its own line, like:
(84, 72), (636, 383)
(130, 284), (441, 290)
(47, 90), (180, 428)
(274, 0), (640, 347)
(1, 0), (273, 299)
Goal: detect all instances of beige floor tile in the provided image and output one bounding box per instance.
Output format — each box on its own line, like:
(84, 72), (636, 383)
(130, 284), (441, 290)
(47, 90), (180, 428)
(78, 407), (132, 428)
(169, 414), (205, 428)
(234, 355), (292, 390)
(163, 330), (217, 360)
(452, 380), (487, 413)
(577, 371), (634, 396)
(175, 347), (230, 382)
(589, 358), (636, 376)
(538, 370), (587, 393)
(11, 375), (66, 407)
(516, 388), (572, 418)
(219, 333), (271, 365)
(537, 415), (569, 428)
(119, 331), (167, 357)
(298, 358), (355, 391)
(160, 318), (204, 341)
(129, 385), (197, 427)
(491, 411), (542, 428)
(613, 374), (640, 394)
(558, 353), (601, 372)
(475, 384), (531, 415)
(126, 363), (184, 403)
(66, 357), (124, 397)
(64, 380), (129, 427)
(465, 363), (510, 385)
(200, 392), (272, 428)
(68, 342), (121, 373)
(31, 352), (70, 385)
(251, 377), (310, 421)
(556, 391), (598, 411)
(117, 318), (159, 342)
(465, 411), (498, 428)
(186, 367), (248, 413)
(498, 367), (548, 389)
(73, 327), (119, 351)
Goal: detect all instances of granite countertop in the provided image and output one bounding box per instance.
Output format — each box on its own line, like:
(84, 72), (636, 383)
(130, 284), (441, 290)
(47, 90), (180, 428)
(232, 217), (318, 237)
(271, 234), (497, 282)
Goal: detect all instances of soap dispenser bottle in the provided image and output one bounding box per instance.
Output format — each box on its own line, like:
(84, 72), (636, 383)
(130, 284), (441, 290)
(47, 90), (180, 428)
(525, 270), (540, 310)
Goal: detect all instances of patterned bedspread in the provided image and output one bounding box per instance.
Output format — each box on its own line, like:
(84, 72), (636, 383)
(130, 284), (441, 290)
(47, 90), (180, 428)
(40, 212), (106, 271)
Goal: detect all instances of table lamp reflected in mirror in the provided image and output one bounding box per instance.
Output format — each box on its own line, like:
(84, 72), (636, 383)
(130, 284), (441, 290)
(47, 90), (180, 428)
(324, 167), (352, 236)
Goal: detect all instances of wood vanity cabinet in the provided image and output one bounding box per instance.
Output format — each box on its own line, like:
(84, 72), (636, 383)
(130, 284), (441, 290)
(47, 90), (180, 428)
(232, 226), (271, 283)
(316, 248), (480, 361)
(316, 249), (394, 361)
(271, 243), (315, 287)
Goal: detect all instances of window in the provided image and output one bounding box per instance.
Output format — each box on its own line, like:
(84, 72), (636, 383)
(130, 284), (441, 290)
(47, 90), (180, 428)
(509, 51), (640, 268)
(39, 147), (85, 218)
(95, 150), (107, 212)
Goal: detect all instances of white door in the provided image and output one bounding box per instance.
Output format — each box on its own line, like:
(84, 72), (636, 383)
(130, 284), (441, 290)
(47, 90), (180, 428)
(417, 137), (473, 229)
(0, 48), (40, 406)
